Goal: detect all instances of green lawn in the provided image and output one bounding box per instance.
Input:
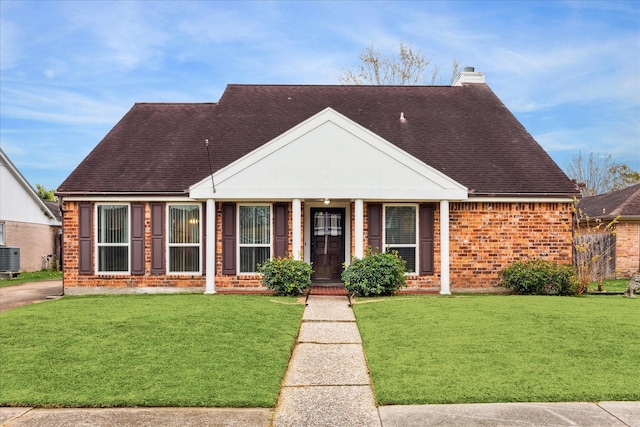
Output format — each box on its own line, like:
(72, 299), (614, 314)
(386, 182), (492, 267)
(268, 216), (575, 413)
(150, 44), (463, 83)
(588, 278), (632, 293)
(353, 295), (639, 405)
(0, 269), (63, 287)
(0, 294), (304, 408)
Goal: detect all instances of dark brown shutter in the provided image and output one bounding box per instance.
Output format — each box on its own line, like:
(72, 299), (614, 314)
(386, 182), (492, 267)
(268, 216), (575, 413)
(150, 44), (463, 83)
(150, 202), (165, 275)
(131, 203), (145, 275)
(367, 203), (382, 253)
(274, 203), (288, 258)
(419, 204), (435, 275)
(78, 203), (93, 274)
(201, 202), (206, 275)
(222, 203), (236, 275)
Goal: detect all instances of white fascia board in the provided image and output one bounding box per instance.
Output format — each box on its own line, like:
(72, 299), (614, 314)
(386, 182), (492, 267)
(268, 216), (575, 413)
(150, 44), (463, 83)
(61, 196), (196, 202)
(467, 197), (576, 203)
(190, 108), (467, 201)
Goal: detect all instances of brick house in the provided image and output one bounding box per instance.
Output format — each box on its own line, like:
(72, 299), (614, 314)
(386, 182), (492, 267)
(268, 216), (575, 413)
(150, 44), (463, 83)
(57, 70), (580, 294)
(0, 148), (62, 273)
(577, 183), (640, 278)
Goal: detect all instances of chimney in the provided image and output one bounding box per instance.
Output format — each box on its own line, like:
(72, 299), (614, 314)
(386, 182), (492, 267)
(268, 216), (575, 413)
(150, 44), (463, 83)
(452, 67), (486, 86)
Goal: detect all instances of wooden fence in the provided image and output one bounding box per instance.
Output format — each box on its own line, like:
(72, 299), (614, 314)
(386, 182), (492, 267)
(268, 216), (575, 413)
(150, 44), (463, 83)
(574, 233), (616, 280)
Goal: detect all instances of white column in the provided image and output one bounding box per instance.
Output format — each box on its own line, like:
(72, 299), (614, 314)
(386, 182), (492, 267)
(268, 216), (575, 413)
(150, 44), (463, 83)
(440, 200), (451, 295)
(292, 199), (302, 260)
(354, 199), (364, 259)
(205, 198), (216, 294)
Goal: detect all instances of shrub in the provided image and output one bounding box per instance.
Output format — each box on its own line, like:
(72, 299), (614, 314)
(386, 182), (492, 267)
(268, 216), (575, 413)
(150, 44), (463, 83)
(499, 259), (578, 296)
(257, 257), (313, 296)
(341, 248), (407, 297)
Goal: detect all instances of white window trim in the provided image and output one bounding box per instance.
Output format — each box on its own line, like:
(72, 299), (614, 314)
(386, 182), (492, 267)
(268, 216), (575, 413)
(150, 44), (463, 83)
(166, 203), (203, 275)
(383, 203), (419, 273)
(95, 202), (130, 275)
(0, 222), (4, 245)
(237, 203), (272, 274)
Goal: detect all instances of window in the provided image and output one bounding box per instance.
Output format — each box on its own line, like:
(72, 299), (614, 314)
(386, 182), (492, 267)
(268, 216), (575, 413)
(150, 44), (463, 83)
(314, 211), (342, 236)
(168, 204), (200, 273)
(239, 205), (271, 273)
(384, 205), (417, 272)
(0, 222), (4, 245)
(97, 204), (129, 273)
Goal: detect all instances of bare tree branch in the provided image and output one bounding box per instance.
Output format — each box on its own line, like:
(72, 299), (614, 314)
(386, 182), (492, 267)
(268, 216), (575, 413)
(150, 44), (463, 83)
(339, 42), (460, 85)
(566, 151), (640, 196)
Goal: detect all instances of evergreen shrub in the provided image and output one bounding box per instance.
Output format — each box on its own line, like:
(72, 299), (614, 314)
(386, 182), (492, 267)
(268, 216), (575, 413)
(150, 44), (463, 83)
(341, 248), (407, 297)
(258, 257), (313, 296)
(499, 259), (578, 295)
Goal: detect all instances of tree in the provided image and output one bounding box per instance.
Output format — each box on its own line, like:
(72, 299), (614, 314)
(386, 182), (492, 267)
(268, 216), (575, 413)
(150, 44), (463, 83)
(339, 42), (461, 85)
(36, 184), (57, 202)
(566, 151), (640, 197)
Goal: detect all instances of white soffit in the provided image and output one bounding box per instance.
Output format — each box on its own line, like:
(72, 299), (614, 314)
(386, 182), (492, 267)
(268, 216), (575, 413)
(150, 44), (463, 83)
(190, 108), (467, 200)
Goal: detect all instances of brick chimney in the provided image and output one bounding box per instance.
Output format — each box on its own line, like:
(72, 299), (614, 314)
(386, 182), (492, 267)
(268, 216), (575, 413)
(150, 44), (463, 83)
(452, 67), (486, 86)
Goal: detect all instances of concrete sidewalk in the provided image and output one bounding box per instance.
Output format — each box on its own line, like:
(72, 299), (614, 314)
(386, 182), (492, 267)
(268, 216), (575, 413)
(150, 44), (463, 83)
(1, 292), (639, 426)
(2, 402), (639, 426)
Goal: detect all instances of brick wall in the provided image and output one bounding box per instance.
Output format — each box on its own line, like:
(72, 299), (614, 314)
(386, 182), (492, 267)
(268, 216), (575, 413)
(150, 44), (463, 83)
(615, 222), (640, 277)
(446, 202), (574, 290)
(62, 200), (575, 292)
(63, 201), (206, 289)
(3, 220), (59, 272)
(361, 201), (574, 291)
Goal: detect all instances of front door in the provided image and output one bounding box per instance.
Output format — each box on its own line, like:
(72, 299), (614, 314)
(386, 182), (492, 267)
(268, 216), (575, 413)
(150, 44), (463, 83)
(311, 208), (345, 282)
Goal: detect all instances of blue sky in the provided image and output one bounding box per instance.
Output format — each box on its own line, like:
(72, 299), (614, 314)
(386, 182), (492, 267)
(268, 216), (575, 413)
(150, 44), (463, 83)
(1, 0), (639, 191)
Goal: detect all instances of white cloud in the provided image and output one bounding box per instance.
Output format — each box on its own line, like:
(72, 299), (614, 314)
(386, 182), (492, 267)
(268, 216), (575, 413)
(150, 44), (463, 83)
(1, 84), (129, 125)
(0, 11), (21, 71)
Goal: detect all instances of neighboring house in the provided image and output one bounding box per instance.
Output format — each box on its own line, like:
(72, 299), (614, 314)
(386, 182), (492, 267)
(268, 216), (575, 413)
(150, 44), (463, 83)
(57, 70), (580, 294)
(577, 183), (640, 278)
(0, 148), (62, 272)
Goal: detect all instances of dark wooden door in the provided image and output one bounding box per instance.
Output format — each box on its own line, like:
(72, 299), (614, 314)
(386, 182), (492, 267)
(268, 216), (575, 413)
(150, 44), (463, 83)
(311, 208), (345, 282)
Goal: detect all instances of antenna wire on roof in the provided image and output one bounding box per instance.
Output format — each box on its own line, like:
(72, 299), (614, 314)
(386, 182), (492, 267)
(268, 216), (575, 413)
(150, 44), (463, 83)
(205, 139), (216, 193)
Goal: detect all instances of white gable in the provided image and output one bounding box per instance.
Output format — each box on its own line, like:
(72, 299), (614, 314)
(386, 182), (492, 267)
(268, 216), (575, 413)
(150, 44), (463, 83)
(190, 108), (467, 201)
(0, 149), (60, 226)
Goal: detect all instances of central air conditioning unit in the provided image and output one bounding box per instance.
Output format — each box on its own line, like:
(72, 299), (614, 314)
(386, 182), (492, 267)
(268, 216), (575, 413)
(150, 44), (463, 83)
(0, 247), (20, 272)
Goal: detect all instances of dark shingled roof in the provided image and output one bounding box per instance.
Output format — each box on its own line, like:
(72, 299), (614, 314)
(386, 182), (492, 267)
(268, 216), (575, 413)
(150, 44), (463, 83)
(58, 84), (579, 197)
(577, 183), (640, 220)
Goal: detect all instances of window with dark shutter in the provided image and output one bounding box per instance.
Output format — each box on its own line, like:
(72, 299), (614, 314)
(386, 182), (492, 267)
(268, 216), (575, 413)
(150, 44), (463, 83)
(96, 204), (129, 273)
(419, 204), (435, 275)
(367, 203), (382, 253)
(385, 205), (417, 272)
(78, 203), (93, 274)
(150, 202), (165, 274)
(238, 205), (270, 273)
(222, 203), (236, 274)
(131, 203), (145, 275)
(274, 203), (288, 258)
(168, 204), (201, 273)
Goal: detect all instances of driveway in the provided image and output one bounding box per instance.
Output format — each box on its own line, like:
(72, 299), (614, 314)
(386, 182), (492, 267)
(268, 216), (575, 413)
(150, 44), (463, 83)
(0, 280), (64, 312)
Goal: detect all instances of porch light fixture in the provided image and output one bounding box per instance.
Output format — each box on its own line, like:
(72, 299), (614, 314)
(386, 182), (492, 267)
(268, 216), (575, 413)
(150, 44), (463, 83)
(323, 198), (330, 205)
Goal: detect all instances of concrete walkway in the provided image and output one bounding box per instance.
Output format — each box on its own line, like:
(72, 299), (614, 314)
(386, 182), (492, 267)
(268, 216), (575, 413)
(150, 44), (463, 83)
(1, 289), (639, 426)
(272, 295), (381, 427)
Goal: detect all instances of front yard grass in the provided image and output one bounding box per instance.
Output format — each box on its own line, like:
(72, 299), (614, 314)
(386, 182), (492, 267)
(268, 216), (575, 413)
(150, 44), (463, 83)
(588, 277), (632, 293)
(0, 294), (304, 408)
(0, 269), (62, 287)
(354, 295), (639, 405)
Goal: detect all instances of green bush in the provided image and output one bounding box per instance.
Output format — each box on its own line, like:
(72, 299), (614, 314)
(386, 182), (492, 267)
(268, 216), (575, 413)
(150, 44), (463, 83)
(341, 248), (407, 297)
(258, 257), (313, 296)
(499, 259), (578, 295)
